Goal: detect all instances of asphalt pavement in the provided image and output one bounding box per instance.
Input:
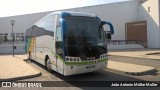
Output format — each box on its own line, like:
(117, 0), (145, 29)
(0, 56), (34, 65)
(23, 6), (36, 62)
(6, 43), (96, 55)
(0, 55), (41, 81)
(0, 48), (159, 81)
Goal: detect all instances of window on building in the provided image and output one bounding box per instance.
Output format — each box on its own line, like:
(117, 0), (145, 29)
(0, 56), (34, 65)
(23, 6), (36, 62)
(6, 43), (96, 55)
(0, 33), (25, 44)
(20, 33), (25, 42)
(16, 33), (20, 42)
(0, 34), (3, 43)
(3, 33), (8, 42)
(14, 33), (25, 42)
(11, 33), (15, 42)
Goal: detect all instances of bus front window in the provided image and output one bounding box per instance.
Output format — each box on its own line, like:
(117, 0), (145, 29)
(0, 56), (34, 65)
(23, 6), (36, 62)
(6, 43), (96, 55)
(65, 17), (107, 60)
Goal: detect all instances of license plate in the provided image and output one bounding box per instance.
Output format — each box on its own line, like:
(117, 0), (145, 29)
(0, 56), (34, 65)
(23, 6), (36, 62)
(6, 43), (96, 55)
(86, 65), (95, 69)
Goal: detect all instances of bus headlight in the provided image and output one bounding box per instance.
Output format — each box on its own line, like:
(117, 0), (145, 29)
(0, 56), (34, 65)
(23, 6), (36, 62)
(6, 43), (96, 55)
(100, 55), (103, 59)
(73, 58), (76, 61)
(99, 53), (108, 59)
(70, 58), (72, 61)
(66, 58), (69, 61)
(77, 58), (80, 61)
(65, 56), (81, 62)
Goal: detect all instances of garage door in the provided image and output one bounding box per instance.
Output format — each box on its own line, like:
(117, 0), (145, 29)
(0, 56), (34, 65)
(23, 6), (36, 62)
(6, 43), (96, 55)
(125, 21), (147, 48)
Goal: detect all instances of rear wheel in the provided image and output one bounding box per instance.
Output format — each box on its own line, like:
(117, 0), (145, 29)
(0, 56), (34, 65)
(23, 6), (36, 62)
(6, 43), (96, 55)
(45, 57), (52, 72)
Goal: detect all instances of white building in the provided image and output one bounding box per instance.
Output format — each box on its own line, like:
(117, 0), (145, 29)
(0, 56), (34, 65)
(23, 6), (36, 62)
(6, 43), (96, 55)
(0, 0), (159, 54)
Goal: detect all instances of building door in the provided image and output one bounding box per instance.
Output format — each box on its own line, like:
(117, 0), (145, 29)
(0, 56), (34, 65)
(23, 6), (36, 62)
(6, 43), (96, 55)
(126, 21), (147, 47)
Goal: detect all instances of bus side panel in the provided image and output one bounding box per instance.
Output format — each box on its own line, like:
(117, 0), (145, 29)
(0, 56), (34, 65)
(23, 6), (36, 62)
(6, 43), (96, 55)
(57, 57), (64, 75)
(63, 59), (107, 76)
(34, 36), (45, 65)
(29, 38), (35, 52)
(27, 38), (36, 59)
(35, 35), (57, 71)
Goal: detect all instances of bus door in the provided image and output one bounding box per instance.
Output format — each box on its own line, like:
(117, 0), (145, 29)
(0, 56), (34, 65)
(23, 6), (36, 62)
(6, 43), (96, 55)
(55, 25), (64, 74)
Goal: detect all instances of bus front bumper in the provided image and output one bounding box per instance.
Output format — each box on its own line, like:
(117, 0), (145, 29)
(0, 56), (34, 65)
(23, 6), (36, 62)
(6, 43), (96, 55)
(64, 61), (108, 76)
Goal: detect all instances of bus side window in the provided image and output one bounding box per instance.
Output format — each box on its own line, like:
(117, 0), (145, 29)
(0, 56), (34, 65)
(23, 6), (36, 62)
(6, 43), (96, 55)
(56, 26), (63, 59)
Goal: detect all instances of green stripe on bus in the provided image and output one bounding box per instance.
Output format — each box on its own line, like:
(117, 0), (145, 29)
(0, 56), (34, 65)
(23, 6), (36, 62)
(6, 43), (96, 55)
(35, 56), (63, 71)
(51, 51), (108, 66)
(50, 50), (107, 66)
(98, 59), (108, 63)
(51, 51), (64, 62)
(65, 58), (107, 66)
(65, 61), (94, 66)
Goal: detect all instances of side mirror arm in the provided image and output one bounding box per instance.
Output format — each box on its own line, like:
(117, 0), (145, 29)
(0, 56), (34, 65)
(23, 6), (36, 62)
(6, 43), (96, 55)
(101, 21), (114, 34)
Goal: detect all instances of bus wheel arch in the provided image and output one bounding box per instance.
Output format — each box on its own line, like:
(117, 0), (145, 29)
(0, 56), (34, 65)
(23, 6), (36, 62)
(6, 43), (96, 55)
(45, 55), (52, 72)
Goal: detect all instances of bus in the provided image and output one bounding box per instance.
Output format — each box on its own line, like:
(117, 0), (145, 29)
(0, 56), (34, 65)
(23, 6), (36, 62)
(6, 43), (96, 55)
(25, 11), (114, 76)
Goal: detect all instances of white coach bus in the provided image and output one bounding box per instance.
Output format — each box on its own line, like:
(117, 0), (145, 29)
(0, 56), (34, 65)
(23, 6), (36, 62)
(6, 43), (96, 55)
(25, 11), (114, 76)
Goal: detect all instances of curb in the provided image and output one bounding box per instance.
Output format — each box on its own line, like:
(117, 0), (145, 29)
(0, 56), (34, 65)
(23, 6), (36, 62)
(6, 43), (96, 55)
(109, 55), (160, 61)
(125, 68), (158, 76)
(0, 72), (42, 81)
(107, 68), (158, 76)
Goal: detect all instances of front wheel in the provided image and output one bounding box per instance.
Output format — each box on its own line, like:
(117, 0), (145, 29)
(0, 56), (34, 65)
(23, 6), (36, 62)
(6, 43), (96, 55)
(45, 57), (52, 72)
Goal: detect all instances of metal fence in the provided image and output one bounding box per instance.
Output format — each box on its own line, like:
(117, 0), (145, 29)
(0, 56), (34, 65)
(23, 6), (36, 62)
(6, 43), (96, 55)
(107, 40), (145, 47)
(0, 40), (25, 45)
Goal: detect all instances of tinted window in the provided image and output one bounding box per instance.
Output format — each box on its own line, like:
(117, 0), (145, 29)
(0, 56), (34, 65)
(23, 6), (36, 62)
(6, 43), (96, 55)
(64, 16), (107, 60)
(26, 14), (56, 37)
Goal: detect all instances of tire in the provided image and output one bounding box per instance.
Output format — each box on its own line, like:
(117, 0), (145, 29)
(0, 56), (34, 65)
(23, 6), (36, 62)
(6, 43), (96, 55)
(45, 57), (52, 72)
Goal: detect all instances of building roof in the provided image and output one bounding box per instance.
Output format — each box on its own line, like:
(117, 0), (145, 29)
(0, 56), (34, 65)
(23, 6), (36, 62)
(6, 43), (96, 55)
(137, 0), (148, 4)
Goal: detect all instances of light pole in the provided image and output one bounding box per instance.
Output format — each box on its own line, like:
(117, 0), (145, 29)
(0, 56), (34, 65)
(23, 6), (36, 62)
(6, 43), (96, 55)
(10, 20), (15, 57)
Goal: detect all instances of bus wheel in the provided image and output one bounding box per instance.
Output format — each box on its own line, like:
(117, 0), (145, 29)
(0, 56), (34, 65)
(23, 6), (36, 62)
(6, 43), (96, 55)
(45, 57), (52, 72)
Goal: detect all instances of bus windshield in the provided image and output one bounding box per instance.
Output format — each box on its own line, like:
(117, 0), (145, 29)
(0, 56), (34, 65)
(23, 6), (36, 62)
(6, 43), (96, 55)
(64, 16), (107, 60)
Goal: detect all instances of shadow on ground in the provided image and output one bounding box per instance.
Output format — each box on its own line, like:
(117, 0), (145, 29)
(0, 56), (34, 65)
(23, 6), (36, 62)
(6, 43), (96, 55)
(21, 59), (160, 90)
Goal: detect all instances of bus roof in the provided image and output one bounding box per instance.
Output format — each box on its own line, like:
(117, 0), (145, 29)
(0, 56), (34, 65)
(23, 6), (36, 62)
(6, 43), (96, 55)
(50, 11), (98, 18)
(33, 11), (99, 27)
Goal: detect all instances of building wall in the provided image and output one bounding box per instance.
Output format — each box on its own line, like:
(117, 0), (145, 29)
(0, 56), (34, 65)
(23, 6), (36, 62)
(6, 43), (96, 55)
(0, 12), (51, 46)
(0, 12), (50, 37)
(0, 1), (139, 41)
(138, 0), (160, 48)
(1, 0), (159, 49)
(0, 43), (25, 54)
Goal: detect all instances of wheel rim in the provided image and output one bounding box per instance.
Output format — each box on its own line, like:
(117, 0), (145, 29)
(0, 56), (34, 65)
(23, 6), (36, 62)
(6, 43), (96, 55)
(46, 59), (51, 70)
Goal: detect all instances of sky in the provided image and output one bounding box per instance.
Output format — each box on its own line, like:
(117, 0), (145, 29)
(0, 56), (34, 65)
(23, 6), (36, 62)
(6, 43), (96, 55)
(0, 0), (130, 18)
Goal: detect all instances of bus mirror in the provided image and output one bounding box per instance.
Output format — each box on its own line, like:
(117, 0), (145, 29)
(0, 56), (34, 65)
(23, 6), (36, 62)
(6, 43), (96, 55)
(106, 31), (111, 39)
(104, 31), (111, 40)
(101, 21), (114, 35)
(104, 31), (107, 38)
